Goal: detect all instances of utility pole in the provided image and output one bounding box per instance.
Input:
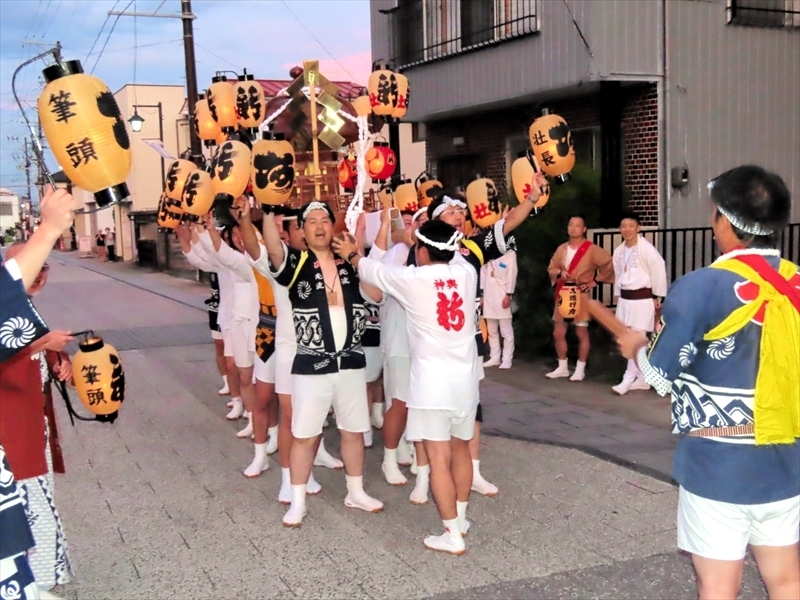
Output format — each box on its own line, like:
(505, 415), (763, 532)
(23, 138), (32, 203)
(109, 0), (203, 166)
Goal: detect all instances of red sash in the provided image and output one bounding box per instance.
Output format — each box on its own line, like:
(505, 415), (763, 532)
(733, 254), (800, 312)
(554, 240), (592, 301)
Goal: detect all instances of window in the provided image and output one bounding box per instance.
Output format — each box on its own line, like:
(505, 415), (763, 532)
(390, 0), (539, 69)
(411, 122), (427, 143)
(0, 203), (13, 216)
(726, 0), (800, 28)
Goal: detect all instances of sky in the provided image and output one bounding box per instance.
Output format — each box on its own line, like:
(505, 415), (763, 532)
(0, 0), (373, 200)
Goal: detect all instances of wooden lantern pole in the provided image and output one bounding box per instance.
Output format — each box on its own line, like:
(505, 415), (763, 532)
(586, 299), (630, 338)
(305, 60), (322, 200)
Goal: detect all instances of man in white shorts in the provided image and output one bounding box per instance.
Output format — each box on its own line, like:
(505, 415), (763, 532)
(337, 212), (479, 555)
(240, 206), (338, 504)
(247, 201), (383, 526)
(618, 165), (800, 600)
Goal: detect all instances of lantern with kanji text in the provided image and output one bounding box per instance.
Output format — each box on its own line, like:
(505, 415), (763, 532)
(207, 75), (238, 130)
(250, 132), (295, 206)
(210, 139), (251, 202)
(528, 109), (575, 183)
(366, 141), (396, 182)
(394, 179), (418, 213)
(72, 335), (125, 423)
(163, 159), (198, 201)
(511, 151), (550, 208)
(194, 95), (222, 146)
(391, 72), (409, 119)
(415, 173), (443, 208)
(466, 178), (502, 229)
(368, 66), (397, 117)
(338, 156), (357, 191)
(182, 170), (215, 218)
(235, 71), (266, 133)
(557, 282), (581, 321)
(157, 192), (183, 231)
(38, 59), (131, 207)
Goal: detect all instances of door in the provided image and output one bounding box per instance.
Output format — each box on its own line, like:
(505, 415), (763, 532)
(437, 154), (481, 193)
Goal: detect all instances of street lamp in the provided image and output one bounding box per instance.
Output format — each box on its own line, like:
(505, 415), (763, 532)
(128, 103), (165, 182)
(128, 109), (145, 132)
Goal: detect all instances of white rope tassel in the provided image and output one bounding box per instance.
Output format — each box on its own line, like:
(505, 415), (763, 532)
(345, 114), (373, 233)
(260, 97), (294, 133)
(415, 229), (463, 252)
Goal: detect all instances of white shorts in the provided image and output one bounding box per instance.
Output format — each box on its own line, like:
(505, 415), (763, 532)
(677, 486), (800, 561)
(254, 352), (276, 384)
(211, 329), (223, 341)
(364, 346), (382, 383)
(222, 328), (234, 357)
(229, 321), (255, 368)
(384, 355), (410, 402)
(406, 406), (478, 442)
(291, 368), (370, 438)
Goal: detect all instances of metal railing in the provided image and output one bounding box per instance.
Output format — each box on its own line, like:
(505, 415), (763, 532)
(387, 0), (539, 70)
(591, 222), (800, 306)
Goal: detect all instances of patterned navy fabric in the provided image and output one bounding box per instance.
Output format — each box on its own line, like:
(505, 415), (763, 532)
(640, 250), (800, 504)
(205, 272), (221, 332)
(0, 266), (49, 365)
(362, 302), (381, 348)
(0, 553), (38, 600)
(0, 445), (35, 560)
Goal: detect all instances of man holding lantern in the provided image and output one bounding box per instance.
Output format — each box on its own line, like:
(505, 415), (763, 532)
(546, 215), (614, 382)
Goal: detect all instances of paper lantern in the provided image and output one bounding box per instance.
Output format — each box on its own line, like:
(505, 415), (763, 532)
(366, 142), (396, 181)
(194, 97), (222, 146)
(391, 73), (409, 119)
(394, 179), (417, 212)
(235, 73), (266, 130)
(157, 192), (183, 231)
(210, 139), (251, 201)
(163, 159), (198, 201)
(338, 157), (357, 190)
(38, 60), (131, 207)
(511, 152), (550, 208)
(182, 170), (215, 217)
(72, 335), (125, 422)
(250, 132), (295, 206)
(368, 68), (398, 117)
(466, 178), (502, 229)
(557, 282), (581, 321)
(352, 95), (372, 118)
(377, 186), (393, 208)
(207, 75), (238, 129)
(415, 173), (443, 208)
(528, 109), (576, 183)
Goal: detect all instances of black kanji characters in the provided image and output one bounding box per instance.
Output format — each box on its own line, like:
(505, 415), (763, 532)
(66, 138), (98, 168)
(49, 90), (77, 123)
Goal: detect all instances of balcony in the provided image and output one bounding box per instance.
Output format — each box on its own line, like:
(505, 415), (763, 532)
(385, 0), (539, 70)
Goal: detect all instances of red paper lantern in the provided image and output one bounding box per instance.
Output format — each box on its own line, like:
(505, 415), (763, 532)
(366, 141), (396, 181)
(338, 157), (357, 190)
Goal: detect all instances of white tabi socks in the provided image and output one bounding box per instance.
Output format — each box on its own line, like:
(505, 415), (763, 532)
(219, 374), (229, 396)
(396, 433), (413, 466)
(546, 359), (570, 379)
(409, 464), (430, 505)
(569, 360), (586, 382)
(382, 447), (408, 486)
(225, 397), (244, 420)
(279, 468), (322, 504)
(457, 500), (470, 536)
(424, 518), (465, 555)
(236, 412), (253, 438)
(370, 402), (384, 429)
(265, 425), (279, 454)
(364, 428), (373, 448)
(283, 484), (307, 527)
(243, 442), (268, 478)
(313, 439), (344, 469)
(471, 460), (499, 496)
(343, 475), (384, 513)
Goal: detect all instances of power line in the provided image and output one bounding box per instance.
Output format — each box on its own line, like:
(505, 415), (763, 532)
(86, 0), (120, 64)
(90, 0), (135, 74)
(194, 42), (239, 70)
(279, 0), (359, 83)
(41, 0), (63, 38)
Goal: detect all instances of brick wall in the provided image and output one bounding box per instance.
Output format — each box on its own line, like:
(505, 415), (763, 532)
(424, 83), (660, 225)
(620, 84), (659, 225)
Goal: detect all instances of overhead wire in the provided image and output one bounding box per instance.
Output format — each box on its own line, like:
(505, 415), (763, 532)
(90, 0), (135, 74)
(41, 0), (63, 38)
(86, 0), (120, 64)
(194, 43), (239, 70)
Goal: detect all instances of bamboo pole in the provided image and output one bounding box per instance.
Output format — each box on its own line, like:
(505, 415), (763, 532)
(307, 65), (322, 199)
(586, 299), (630, 339)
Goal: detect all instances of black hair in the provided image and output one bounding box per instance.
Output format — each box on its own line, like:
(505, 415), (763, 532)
(620, 211), (640, 225)
(568, 213), (586, 226)
(710, 165), (790, 248)
(415, 219), (458, 263)
(400, 209), (415, 217)
(298, 201), (335, 228)
(280, 208), (301, 232)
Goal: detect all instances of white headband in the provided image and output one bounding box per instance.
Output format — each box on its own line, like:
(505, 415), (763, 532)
(415, 228), (463, 252)
(431, 195), (467, 220)
(412, 207), (427, 222)
(283, 215), (298, 221)
(708, 181), (775, 236)
(301, 201), (329, 222)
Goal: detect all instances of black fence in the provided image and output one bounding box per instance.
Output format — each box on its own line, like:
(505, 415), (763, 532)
(591, 222), (800, 306)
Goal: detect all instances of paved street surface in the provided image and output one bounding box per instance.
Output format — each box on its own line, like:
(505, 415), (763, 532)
(29, 252), (766, 599)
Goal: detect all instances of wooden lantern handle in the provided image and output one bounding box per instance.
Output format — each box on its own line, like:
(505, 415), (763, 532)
(586, 299), (630, 339)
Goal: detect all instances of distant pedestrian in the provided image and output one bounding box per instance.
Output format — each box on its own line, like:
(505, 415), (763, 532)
(95, 230), (106, 262)
(546, 215), (614, 381)
(105, 228), (116, 262)
(481, 250), (517, 369)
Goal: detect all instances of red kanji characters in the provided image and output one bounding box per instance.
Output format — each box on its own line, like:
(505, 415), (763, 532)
(434, 279), (445, 291)
(472, 202), (490, 220)
(446, 279), (457, 289)
(436, 291), (465, 332)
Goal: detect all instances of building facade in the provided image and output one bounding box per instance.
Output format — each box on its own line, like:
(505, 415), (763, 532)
(0, 189), (21, 237)
(370, 0), (800, 228)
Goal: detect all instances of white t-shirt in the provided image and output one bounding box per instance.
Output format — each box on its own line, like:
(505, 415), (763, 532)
(359, 248), (480, 411)
(375, 243), (413, 359)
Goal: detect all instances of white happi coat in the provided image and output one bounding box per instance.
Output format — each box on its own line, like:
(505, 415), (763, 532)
(613, 235), (668, 332)
(376, 243), (413, 360)
(480, 251), (517, 320)
(249, 244), (295, 354)
(359, 247), (480, 411)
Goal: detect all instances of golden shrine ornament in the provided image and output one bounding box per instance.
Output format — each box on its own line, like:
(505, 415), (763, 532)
(71, 335), (125, 423)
